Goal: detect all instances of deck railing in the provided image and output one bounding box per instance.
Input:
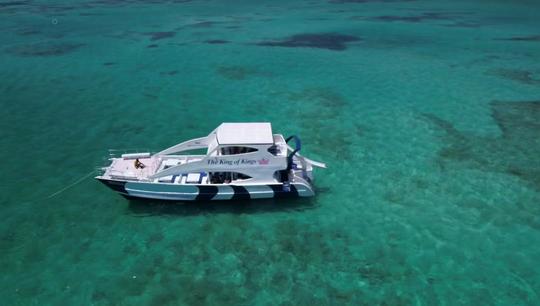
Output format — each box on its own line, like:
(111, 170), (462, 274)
(98, 149), (157, 180)
(292, 172), (312, 185)
(107, 148), (153, 159)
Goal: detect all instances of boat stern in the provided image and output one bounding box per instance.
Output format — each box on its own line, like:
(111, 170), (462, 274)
(290, 172), (315, 197)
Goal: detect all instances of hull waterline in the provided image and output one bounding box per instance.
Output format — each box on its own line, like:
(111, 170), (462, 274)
(96, 178), (313, 201)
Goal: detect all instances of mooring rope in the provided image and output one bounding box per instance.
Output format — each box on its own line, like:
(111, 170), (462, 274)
(46, 170), (96, 199)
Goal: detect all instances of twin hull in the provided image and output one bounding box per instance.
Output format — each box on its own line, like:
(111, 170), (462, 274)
(98, 179), (314, 201)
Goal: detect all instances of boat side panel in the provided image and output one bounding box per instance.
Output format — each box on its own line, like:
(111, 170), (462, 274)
(212, 185), (235, 200)
(103, 180), (314, 200)
(98, 179), (128, 194)
(293, 183), (315, 197)
(268, 184), (298, 198)
(244, 185), (274, 199)
(125, 181), (199, 200)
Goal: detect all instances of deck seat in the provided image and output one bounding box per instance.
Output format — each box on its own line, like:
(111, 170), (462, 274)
(158, 175), (173, 183)
(186, 173), (201, 184)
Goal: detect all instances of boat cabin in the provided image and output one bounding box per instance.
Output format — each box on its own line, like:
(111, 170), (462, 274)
(144, 122), (290, 184)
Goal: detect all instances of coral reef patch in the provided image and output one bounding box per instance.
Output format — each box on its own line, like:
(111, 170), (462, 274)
(256, 33), (361, 51)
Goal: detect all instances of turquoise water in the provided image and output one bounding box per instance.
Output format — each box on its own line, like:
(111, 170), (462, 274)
(1, 0), (540, 304)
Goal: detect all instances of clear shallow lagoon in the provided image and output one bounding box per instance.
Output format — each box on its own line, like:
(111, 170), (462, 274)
(1, 0), (539, 304)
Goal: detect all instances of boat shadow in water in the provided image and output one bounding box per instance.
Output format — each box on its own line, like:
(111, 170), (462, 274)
(125, 196), (318, 217)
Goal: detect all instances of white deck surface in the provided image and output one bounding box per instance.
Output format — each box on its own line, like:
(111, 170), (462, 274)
(107, 157), (156, 180)
(106, 155), (206, 182)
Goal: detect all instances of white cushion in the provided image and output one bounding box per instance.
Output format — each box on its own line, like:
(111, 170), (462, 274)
(186, 173), (201, 183)
(158, 175), (173, 182)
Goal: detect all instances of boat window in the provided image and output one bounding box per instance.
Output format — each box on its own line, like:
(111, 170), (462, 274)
(175, 148), (208, 155)
(209, 172), (252, 184)
(267, 145), (280, 156)
(219, 146), (258, 155)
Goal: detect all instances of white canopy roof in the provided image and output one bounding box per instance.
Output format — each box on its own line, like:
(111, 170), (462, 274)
(216, 122), (274, 145)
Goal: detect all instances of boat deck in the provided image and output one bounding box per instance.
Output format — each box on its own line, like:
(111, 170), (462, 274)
(105, 157), (157, 180)
(104, 155), (206, 181)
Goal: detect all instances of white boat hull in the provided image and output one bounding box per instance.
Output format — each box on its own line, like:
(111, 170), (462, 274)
(97, 178), (314, 201)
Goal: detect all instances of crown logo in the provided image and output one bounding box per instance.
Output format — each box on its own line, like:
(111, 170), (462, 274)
(258, 158), (269, 165)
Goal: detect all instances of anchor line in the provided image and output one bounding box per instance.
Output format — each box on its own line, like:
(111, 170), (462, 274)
(46, 170), (96, 199)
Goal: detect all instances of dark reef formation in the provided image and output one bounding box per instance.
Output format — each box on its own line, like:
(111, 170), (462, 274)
(5, 42), (85, 57)
(496, 35), (540, 42)
(0, 1), (31, 8)
(487, 69), (540, 86)
(256, 33), (361, 51)
(423, 101), (540, 190)
(368, 12), (451, 23)
(204, 39), (229, 44)
(144, 31), (176, 41)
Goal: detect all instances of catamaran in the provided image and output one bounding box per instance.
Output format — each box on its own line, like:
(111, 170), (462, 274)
(96, 123), (326, 201)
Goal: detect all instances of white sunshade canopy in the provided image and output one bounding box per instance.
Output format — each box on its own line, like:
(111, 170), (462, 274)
(216, 122), (274, 145)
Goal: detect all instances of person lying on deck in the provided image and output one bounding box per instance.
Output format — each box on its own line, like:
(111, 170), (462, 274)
(134, 158), (146, 169)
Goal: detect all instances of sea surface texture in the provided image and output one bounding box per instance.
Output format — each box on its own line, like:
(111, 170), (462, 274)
(1, 0), (540, 305)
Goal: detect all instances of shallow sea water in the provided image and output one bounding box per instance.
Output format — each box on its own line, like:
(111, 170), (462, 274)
(1, 0), (540, 305)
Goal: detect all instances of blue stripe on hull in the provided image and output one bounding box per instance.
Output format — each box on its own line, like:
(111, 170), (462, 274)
(196, 186), (219, 201)
(230, 185), (250, 200)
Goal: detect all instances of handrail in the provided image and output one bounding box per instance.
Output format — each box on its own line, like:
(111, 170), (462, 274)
(292, 173), (311, 186)
(285, 144), (326, 168)
(285, 135), (301, 170)
(108, 148), (152, 159)
(156, 136), (208, 155)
